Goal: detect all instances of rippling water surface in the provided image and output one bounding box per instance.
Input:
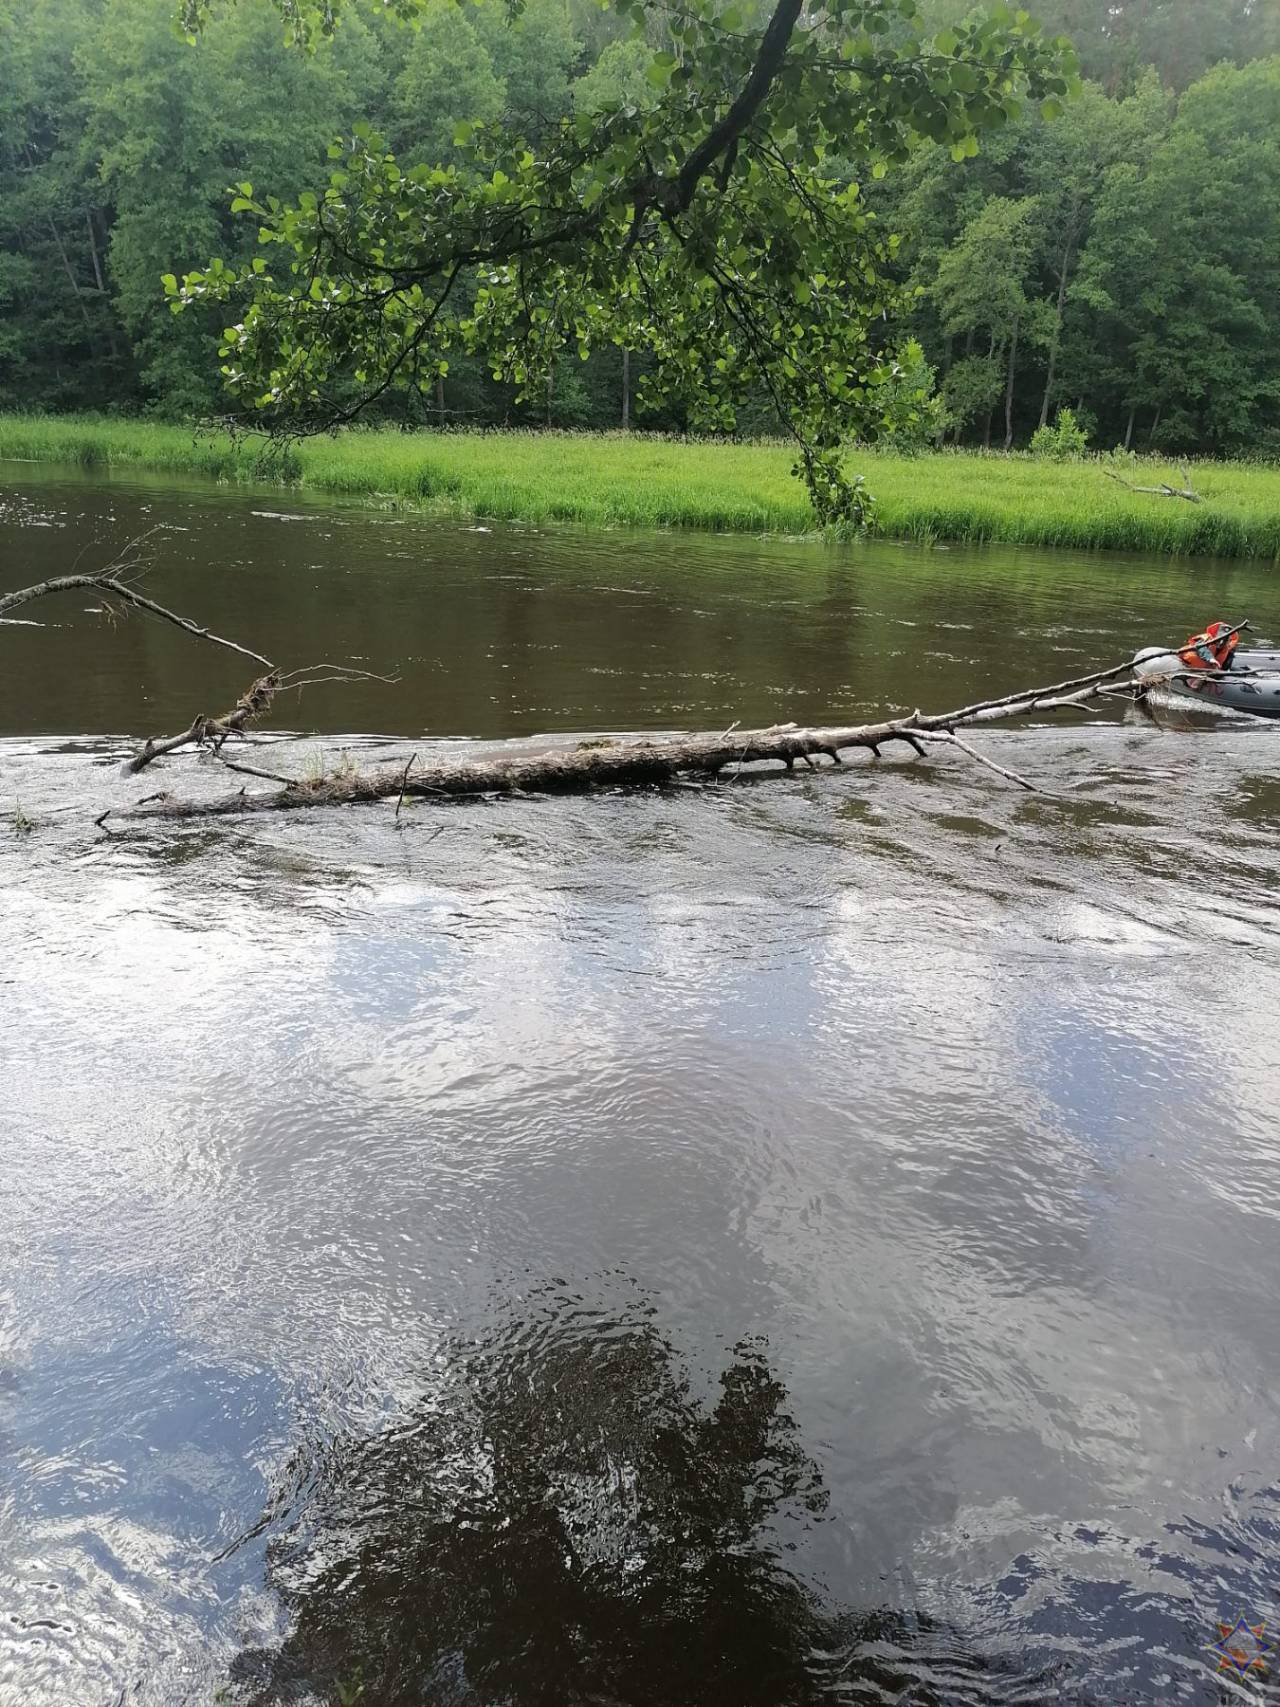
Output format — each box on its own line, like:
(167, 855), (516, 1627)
(2, 467), (1279, 1705)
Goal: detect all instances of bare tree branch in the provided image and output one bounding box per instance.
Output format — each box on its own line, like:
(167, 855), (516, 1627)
(0, 572), (275, 668)
(1102, 466), (1201, 503)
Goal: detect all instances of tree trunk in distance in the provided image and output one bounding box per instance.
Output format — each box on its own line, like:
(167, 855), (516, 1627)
(1039, 215), (1079, 430)
(1004, 316), (1020, 450)
(85, 209), (107, 294)
(621, 348), (630, 430)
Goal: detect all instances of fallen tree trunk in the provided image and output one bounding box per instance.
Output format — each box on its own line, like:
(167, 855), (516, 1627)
(123, 657), (1144, 821)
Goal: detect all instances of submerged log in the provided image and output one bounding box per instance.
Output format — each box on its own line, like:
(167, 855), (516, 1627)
(124, 657), (1145, 821)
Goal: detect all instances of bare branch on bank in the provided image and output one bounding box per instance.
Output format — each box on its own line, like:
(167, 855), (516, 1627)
(1102, 463), (1202, 503)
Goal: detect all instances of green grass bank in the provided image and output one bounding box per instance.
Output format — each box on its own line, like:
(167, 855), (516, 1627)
(3, 414), (1279, 558)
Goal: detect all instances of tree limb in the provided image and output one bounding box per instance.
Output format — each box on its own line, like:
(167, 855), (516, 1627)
(0, 572), (275, 667)
(1102, 466), (1201, 503)
(670, 0), (805, 211)
(122, 654), (1147, 821)
(122, 672), (281, 775)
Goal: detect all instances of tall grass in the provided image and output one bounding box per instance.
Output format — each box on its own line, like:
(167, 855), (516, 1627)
(3, 413), (1279, 558)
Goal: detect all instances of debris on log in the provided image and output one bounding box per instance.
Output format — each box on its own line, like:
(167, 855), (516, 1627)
(121, 665), (394, 775)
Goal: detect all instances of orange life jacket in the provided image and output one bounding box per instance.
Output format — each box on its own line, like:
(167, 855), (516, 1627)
(1179, 621), (1239, 672)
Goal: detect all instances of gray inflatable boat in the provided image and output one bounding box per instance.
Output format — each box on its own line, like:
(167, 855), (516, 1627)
(1132, 644), (1280, 717)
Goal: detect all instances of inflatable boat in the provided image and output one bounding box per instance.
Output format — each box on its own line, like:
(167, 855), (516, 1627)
(1132, 621), (1280, 717)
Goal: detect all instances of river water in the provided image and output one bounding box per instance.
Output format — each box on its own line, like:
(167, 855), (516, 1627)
(2, 466), (1279, 1706)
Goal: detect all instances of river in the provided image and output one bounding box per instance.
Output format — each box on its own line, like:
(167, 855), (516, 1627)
(2, 466), (1279, 1706)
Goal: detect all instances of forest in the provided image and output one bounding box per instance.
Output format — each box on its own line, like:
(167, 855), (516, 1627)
(2, 0), (1278, 455)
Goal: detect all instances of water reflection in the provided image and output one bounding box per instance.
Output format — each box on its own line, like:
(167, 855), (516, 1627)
(231, 1291), (1061, 1707)
(236, 1298), (813, 1703)
(5, 475), (1280, 1707)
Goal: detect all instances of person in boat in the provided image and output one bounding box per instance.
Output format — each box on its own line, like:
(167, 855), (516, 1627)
(1178, 621), (1240, 672)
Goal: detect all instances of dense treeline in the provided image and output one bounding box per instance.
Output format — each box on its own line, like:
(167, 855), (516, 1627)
(2, 0), (1278, 451)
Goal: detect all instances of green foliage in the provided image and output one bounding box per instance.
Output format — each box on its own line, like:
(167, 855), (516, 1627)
(912, 0), (1278, 92)
(6, 413), (1280, 558)
(1073, 56), (1280, 453)
(1030, 404), (1089, 458)
(571, 36), (656, 116)
(873, 338), (951, 451)
(167, 0), (1074, 522)
(79, 0), (383, 411)
(389, 1), (505, 169)
(3, 0), (1279, 491)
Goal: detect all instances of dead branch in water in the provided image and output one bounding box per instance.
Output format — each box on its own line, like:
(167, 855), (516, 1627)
(122, 659), (1143, 822)
(121, 664), (397, 775)
(122, 672), (281, 775)
(1, 569), (277, 666)
(1, 529), (276, 669)
(2, 535), (396, 774)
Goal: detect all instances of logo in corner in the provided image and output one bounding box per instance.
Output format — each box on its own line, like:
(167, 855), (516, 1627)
(1206, 1614), (1274, 1678)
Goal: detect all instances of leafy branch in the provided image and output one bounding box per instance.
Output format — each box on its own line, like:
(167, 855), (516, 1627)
(168, 0), (1077, 521)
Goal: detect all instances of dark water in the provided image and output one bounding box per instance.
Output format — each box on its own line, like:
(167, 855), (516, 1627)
(2, 465), (1280, 1706)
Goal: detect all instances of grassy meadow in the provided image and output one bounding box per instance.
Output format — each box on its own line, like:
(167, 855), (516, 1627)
(3, 413), (1280, 558)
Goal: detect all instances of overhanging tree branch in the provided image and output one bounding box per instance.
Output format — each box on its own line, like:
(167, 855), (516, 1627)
(171, 0), (1076, 521)
(669, 0), (805, 211)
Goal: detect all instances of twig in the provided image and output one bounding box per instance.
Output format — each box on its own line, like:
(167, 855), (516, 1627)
(213, 753), (300, 787)
(396, 752), (418, 821)
(914, 729), (1041, 792)
(276, 665), (400, 688)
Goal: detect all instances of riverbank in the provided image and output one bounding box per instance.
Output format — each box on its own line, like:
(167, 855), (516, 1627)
(3, 414), (1279, 557)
